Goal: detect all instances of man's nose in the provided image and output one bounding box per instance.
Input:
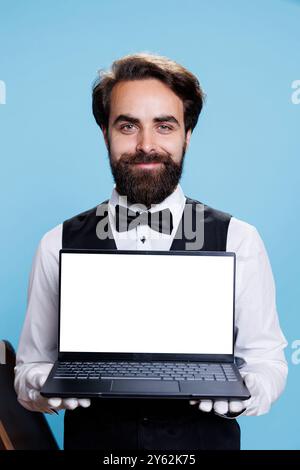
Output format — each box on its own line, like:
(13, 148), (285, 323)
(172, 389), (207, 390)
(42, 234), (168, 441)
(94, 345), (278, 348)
(136, 129), (157, 154)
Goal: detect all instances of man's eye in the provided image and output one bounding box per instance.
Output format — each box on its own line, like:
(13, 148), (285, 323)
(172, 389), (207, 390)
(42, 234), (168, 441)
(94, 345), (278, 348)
(159, 125), (172, 131)
(120, 124), (134, 131)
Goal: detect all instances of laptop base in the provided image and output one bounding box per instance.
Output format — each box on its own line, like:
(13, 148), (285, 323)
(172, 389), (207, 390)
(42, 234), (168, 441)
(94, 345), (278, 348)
(41, 362), (250, 400)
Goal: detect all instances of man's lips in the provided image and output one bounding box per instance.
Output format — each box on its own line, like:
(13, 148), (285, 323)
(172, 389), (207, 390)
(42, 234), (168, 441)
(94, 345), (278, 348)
(132, 162), (163, 169)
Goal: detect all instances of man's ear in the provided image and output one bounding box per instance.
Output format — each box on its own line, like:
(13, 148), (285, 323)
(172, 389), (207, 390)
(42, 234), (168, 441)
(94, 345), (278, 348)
(185, 129), (192, 150)
(101, 126), (109, 150)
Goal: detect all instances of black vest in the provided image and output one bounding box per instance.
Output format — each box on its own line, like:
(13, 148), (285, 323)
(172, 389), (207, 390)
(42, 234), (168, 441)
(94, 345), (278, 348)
(62, 196), (232, 251)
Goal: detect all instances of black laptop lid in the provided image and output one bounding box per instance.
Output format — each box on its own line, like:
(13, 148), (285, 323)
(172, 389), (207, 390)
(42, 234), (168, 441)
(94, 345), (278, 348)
(57, 250), (236, 361)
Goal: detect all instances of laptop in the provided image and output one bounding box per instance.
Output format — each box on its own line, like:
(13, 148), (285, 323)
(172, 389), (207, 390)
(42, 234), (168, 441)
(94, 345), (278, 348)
(41, 249), (250, 400)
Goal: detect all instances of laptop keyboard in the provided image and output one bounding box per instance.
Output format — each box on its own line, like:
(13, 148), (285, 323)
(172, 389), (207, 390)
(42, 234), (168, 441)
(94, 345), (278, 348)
(53, 361), (238, 382)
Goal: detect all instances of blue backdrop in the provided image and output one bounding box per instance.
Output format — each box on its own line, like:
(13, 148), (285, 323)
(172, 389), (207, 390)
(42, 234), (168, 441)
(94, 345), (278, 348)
(0, 0), (299, 450)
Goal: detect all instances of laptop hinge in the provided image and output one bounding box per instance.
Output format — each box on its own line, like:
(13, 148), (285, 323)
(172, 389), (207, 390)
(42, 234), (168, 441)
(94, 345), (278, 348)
(57, 352), (235, 363)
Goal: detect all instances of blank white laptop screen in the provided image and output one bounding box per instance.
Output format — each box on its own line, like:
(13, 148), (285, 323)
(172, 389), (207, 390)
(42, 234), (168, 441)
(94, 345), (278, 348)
(59, 252), (235, 355)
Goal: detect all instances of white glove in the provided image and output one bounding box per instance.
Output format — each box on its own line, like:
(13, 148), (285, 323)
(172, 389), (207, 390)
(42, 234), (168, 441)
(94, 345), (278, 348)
(189, 372), (266, 417)
(17, 363), (91, 414)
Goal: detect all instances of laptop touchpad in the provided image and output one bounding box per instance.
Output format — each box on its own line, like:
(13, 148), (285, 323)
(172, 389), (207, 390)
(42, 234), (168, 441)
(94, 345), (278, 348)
(111, 379), (179, 393)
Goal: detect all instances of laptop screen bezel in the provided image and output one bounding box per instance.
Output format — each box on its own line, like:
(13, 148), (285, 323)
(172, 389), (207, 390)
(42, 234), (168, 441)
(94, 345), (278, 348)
(57, 249), (236, 363)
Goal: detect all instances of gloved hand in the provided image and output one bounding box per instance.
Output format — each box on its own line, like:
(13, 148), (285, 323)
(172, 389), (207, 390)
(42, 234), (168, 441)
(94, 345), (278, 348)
(17, 363), (91, 414)
(189, 373), (261, 417)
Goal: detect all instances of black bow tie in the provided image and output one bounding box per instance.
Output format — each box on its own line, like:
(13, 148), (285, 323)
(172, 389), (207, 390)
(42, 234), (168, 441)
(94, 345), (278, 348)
(115, 204), (173, 235)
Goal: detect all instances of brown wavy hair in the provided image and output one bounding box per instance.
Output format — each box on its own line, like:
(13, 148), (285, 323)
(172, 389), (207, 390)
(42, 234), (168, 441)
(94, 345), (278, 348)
(92, 52), (205, 134)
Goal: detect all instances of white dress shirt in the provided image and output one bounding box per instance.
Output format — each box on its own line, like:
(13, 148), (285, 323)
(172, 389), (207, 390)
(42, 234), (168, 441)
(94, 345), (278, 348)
(14, 183), (288, 415)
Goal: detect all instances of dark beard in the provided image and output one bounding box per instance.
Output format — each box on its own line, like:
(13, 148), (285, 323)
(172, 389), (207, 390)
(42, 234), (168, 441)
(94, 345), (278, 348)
(108, 146), (186, 209)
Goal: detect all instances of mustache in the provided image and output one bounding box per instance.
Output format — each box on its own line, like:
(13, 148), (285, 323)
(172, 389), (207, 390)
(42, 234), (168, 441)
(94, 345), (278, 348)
(119, 152), (172, 165)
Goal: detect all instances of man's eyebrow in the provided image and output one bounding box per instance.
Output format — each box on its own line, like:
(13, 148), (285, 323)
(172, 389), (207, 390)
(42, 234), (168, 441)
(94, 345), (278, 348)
(112, 114), (180, 127)
(154, 115), (180, 126)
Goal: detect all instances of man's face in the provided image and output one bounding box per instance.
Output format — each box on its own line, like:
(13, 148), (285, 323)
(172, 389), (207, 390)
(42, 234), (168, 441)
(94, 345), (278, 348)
(102, 79), (191, 208)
